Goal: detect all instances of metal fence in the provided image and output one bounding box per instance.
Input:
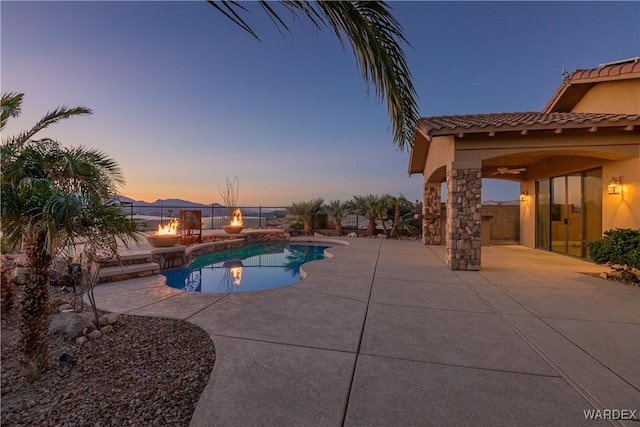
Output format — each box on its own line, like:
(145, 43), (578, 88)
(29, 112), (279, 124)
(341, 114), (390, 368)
(119, 203), (373, 232)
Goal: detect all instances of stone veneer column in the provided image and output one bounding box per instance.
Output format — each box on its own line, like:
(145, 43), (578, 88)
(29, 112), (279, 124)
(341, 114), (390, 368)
(446, 166), (482, 270)
(422, 183), (441, 245)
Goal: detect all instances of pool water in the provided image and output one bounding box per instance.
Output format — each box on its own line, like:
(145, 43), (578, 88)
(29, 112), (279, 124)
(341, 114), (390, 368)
(163, 242), (330, 293)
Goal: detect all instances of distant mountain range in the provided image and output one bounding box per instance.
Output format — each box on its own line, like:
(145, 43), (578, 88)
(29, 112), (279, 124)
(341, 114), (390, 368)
(116, 196), (282, 217)
(117, 196), (518, 208)
(117, 196), (223, 208)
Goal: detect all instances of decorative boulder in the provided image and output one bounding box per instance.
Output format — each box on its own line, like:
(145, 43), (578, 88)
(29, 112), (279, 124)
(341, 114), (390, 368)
(99, 312), (120, 327)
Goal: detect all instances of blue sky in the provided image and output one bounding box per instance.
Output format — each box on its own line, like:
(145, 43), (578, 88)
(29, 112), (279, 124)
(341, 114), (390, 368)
(2, 1), (638, 205)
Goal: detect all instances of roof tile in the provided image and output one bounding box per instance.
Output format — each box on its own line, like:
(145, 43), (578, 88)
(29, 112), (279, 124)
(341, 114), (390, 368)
(417, 112), (640, 137)
(568, 58), (640, 82)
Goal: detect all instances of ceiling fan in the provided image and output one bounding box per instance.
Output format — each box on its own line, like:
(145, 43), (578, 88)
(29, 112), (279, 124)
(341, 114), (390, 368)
(490, 166), (526, 176)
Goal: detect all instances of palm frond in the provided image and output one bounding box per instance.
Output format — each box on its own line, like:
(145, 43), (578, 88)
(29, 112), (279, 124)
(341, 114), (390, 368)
(1, 92), (24, 130)
(207, 1), (261, 39)
(317, 2), (418, 150)
(208, 0), (419, 150)
(4, 106), (92, 146)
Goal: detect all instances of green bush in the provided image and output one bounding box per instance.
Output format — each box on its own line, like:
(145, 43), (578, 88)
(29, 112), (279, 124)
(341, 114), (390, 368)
(586, 228), (640, 282)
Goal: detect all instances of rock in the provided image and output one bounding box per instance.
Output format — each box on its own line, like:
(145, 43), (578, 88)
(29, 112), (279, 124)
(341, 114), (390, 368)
(347, 232), (358, 238)
(57, 303), (73, 312)
(101, 325), (114, 335)
(99, 312), (120, 327)
(50, 257), (73, 287)
(75, 336), (88, 345)
(59, 352), (77, 366)
(86, 330), (102, 341)
(49, 314), (69, 336)
(600, 272), (609, 279)
(376, 234), (388, 239)
(65, 313), (96, 338)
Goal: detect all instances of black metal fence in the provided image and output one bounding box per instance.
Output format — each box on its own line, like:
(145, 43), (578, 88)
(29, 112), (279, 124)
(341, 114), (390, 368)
(119, 204), (373, 232)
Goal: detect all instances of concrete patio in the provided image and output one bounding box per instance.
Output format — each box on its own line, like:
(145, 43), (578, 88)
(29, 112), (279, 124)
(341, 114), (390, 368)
(91, 238), (640, 427)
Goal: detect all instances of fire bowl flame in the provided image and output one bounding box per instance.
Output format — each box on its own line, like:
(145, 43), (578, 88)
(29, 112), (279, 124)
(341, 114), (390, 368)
(224, 208), (244, 234)
(145, 234), (181, 247)
(223, 225), (244, 234)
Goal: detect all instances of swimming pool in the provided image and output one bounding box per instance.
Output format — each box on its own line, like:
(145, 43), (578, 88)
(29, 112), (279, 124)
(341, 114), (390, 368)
(163, 242), (331, 293)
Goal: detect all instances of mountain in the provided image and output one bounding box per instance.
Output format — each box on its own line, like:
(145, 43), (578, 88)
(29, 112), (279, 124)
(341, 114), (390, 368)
(117, 196), (223, 208)
(113, 196), (283, 218)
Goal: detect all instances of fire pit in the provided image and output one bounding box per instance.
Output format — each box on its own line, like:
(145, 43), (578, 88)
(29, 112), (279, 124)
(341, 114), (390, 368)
(145, 219), (181, 247)
(223, 208), (244, 234)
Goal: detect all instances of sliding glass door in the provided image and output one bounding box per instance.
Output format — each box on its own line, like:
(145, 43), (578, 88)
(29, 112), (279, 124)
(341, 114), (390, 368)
(537, 169), (602, 258)
(536, 179), (550, 250)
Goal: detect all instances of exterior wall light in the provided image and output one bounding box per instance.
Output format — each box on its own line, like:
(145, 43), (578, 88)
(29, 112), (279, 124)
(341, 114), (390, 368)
(520, 190), (528, 202)
(607, 177), (621, 195)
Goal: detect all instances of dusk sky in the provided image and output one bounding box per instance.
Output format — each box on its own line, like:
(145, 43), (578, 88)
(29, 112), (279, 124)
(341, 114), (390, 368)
(2, 1), (638, 205)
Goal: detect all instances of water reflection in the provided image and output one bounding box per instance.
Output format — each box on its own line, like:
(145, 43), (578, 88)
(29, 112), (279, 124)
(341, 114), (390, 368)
(221, 260), (243, 290)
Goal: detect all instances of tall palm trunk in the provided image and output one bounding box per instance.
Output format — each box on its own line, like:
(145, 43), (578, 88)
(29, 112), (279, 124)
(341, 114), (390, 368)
(19, 231), (52, 381)
(377, 212), (389, 237)
(391, 205), (401, 237)
(304, 218), (313, 236)
(335, 221), (343, 236)
(367, 217), (376, 236)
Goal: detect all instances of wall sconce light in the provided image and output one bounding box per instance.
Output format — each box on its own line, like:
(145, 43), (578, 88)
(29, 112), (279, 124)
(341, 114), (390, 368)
(607, 177), (621, 195)
(520, 190), (528, 202)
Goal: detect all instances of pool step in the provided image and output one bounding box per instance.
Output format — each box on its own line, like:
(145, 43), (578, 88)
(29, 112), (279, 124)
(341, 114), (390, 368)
(98, 262), (161, 283)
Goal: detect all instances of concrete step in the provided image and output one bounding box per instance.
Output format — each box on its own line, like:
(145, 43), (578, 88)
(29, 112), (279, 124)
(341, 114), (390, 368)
(100, 252), (154, 268)
(98, 262), (160, 283)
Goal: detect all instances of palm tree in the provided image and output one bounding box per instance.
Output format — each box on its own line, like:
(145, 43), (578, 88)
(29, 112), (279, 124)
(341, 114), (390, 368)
(388, 194), (413, 237)
(372, 194), (392, 237)
(209, 1), (418, 151)
(350, 194), (383, 236)
(1, 92), (139, 380)
(325, 199), (353, 236)
(286, 198), (324, 236)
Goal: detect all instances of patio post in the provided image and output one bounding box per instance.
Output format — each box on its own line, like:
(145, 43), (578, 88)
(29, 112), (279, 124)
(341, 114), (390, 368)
(422, 183), (442, 245)
(445, 162), (482, 270)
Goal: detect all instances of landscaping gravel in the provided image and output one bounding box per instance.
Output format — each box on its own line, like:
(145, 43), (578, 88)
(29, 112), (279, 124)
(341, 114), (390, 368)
(1, 287), (215, 426)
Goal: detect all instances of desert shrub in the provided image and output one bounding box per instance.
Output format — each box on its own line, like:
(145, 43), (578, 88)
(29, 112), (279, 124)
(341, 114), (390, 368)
(586, 228), (640, 282)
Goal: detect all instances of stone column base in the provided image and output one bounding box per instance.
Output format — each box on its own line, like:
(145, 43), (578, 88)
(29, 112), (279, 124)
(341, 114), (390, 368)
(422, 183), (442, 245)
(445, 167), (482, 270)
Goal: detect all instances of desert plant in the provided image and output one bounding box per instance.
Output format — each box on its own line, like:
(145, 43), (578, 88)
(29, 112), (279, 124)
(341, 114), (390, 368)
(586, 228), (640, 283)
(372, 195), (392, 237)
(1, 92), (139, 380)
(325, 200), (353, 236)
(350, 194), (384, 236)
(218, 176), (240, 218)
(287, 198), (324, 236)
(388, 194), (414, 237)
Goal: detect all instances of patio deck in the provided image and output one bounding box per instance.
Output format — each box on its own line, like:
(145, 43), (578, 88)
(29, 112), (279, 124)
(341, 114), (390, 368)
(90, 239), (640, 427)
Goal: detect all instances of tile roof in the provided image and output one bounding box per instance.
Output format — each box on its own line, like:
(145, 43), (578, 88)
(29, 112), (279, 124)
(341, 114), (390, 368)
(417, 112), (640, 138)
(544, 57), (640, 112)
(568, 58), (640, 82)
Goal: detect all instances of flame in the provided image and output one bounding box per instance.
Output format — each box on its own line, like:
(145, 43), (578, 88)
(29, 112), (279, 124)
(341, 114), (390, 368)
(156, 219), (179, 235)
(230, 266), (243, 286)
(230, 208), (243, 227)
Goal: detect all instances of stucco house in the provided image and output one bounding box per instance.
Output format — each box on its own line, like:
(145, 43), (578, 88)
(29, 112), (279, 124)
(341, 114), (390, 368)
(409, 57), (640, 270)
